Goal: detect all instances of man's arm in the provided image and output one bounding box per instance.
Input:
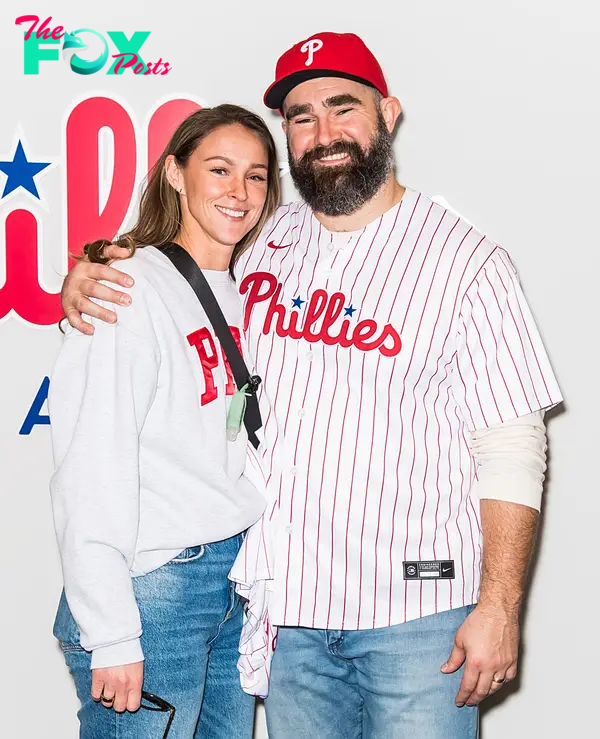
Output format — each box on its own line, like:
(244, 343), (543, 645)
(441, 499), (538, 705)
(62, 245), (134, 334)
(441, 411), (546, 706)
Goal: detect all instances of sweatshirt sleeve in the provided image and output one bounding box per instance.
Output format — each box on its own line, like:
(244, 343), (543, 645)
(470, 410), (547, 511)
(49, 309), (159, 669)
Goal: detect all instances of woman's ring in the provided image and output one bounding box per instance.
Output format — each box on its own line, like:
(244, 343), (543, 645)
(492, 676), (506, 684)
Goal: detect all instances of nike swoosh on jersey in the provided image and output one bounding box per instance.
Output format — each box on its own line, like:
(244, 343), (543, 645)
(267, 240), (293, 249)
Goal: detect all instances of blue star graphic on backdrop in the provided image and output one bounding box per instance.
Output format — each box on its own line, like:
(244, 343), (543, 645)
(0, 140), (51, 199)
(291, 296), (305, 309)
(344, 304), (357, 317)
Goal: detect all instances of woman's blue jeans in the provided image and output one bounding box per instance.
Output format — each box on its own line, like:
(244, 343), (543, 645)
(53, 535), (255, 739)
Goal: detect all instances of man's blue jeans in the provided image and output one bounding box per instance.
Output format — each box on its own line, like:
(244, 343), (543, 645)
(53, 536), (255, 739)
(265, 605), (479, 739)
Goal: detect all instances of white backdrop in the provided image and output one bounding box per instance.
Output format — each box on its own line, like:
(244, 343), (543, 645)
(0, 1), (596, 737)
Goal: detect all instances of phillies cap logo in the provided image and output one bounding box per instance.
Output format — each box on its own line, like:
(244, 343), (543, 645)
(300, 38), (323, 67)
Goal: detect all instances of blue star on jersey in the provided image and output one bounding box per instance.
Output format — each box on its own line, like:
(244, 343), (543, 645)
(0, 140), (51, 199)
(344, 304), (357, 317)
(291, 296), (305, 309)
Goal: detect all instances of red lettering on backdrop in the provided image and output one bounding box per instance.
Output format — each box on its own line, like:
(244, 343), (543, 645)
(67, 97), (136, 260)
(239, 271), (403, 357)
(0, 210), (61, 324)
(1, 96), (200, 326)
(147, 99), (201, 174)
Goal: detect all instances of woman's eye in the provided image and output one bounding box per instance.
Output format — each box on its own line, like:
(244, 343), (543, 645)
(211, 167), (227, 175)
(250, 174), (267, 182)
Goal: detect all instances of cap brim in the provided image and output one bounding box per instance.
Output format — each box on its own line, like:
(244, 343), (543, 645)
(264, 69), (379, 111)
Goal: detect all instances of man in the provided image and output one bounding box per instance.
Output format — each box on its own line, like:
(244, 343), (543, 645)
(60, 32), (561, 739)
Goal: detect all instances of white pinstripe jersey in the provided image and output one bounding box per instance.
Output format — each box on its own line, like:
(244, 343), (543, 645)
(235, 187), (562, 630)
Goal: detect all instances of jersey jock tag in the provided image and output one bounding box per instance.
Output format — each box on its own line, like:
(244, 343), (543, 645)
(403, 560), (455, 580)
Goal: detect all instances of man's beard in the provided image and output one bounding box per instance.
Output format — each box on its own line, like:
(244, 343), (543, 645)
(288, 111), (395, 217)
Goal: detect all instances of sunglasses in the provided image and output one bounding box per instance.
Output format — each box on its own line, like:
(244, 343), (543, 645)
(140, 691), (176, 738)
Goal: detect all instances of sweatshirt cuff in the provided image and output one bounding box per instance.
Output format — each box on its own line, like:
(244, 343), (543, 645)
(91, 638), (144, 670)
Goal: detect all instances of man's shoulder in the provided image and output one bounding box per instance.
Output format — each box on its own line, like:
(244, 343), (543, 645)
(410, 190), (502, 262)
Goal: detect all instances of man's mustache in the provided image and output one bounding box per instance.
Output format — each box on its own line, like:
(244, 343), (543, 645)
(298, 140), (364, 167)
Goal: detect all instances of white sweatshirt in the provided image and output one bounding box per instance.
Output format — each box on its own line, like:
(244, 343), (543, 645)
(49, 246), (266, 669)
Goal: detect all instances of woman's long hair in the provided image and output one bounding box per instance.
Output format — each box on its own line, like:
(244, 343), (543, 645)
(84, 104), (281, 275)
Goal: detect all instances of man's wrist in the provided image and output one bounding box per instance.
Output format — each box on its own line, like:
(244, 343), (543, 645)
(476, 596), (522, 619)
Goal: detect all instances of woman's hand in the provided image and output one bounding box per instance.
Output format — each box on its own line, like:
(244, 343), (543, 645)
(91, 661), (144, 713)
(61, 245), (134, 335)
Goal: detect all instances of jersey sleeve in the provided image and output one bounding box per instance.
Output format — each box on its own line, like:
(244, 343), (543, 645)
(452, 247), (562, 432)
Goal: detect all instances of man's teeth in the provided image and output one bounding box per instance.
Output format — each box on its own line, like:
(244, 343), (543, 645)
(216, 206), (246, 218)
(320, 152), (348, 162)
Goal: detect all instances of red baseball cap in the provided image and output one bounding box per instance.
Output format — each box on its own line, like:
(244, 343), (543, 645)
(264, 32), (388, 111)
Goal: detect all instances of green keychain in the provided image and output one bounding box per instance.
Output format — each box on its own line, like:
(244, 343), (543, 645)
(226, 383), (251, 442)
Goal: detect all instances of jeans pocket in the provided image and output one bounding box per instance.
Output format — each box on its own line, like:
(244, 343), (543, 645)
(53, 590), (84, 651)
(168, 544), (205, 564)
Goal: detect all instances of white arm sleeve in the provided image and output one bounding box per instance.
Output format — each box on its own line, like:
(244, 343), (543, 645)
(49, 317), (159, 669)
(470, 410), (547, 511)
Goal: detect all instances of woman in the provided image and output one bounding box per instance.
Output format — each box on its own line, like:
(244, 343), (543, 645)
(49, 104), (280, 739)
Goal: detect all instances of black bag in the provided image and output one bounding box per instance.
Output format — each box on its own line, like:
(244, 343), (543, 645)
(160, 242), (262, 449)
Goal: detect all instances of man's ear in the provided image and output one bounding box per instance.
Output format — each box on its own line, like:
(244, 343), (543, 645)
(164, 155), (184, 194)
(281, 119), (288, 135)
(380, 96), (402, 133)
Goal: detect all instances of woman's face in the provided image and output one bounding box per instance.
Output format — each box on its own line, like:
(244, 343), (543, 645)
(175, 124), (269, 248)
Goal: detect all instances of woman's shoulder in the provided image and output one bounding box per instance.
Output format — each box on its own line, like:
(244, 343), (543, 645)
(108, 246), (168, 285)
(94, 247), (177, 338)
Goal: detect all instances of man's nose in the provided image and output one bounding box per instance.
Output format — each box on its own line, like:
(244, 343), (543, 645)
(315, 117), (336, 148)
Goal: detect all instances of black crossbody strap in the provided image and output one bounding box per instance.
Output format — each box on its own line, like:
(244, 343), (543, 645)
(160, 242), (261, 449)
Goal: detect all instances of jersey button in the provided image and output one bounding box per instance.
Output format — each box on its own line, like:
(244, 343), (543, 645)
(306, 351), (314, 361)
(285, 524), (293, 534)
(298, 409), (306, 418)
(327, 243), (335, 252)
(290, 466), (298, 476)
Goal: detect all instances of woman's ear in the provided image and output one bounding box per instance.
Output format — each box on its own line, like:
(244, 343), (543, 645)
(165, 155), (184, 195)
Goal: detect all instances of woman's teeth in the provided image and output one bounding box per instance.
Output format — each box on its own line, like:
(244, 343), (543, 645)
(216, 205), (246, 219)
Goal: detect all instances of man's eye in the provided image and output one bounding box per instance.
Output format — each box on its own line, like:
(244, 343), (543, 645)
(295, 118), (313, 125)
(337, 108), (354, 115)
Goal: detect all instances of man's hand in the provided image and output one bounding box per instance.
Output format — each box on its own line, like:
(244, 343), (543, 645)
(62, 245), (134, 335)
(441, 603), (519, 706)
(91, 661), (144, 713)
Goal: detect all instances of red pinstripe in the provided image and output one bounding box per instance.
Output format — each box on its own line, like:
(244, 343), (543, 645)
(494, 254), (550, 405)
(398, 225), (474, 620)
(464, 292), (504, 421)
(484, 270), (532, 412)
